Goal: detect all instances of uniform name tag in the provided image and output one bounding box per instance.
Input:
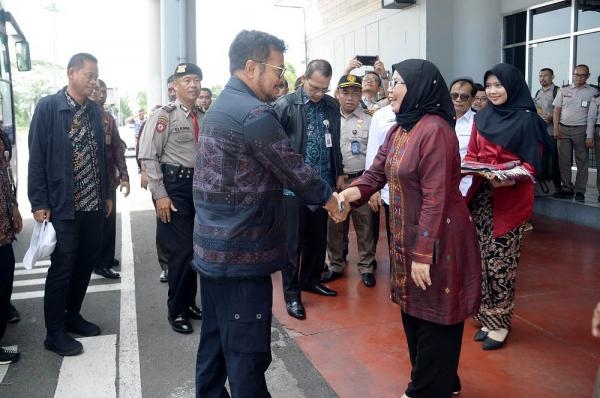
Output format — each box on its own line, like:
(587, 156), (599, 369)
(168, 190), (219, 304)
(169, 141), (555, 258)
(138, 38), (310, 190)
(325, 133), (333, 148)
(582, 100), (589, 108)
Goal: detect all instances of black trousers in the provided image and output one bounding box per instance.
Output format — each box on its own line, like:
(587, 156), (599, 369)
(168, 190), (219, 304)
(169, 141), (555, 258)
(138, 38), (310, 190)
(158, 177), (197, 316)
(401, 312), (464, 398)
(196, 276), (272, 398)
(0, 244), (15, 341)
(97, 189), (117, 269)
(282, 196), (328, 302)
(151, 198), (169, 272)
(45, 211), (104, 332)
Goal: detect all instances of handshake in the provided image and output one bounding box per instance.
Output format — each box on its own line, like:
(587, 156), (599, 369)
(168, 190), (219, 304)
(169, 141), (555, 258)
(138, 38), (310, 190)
(323, 192), (351, 223)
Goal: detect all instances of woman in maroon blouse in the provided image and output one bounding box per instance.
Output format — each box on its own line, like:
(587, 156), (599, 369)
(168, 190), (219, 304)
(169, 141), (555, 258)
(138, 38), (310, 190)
(339, 59), (481, 398)
(465, 63), (552, 350)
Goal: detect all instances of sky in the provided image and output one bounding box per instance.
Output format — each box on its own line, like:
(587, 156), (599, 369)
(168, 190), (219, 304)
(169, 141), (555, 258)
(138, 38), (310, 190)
(4, 0), (306, 98)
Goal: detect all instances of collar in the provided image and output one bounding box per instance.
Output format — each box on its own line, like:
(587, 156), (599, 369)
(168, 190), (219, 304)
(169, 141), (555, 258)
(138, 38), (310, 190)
(341, 107), (363, 120)
(226, 76), (261, 101)
(175, 98), (200, 116)
(457, 108), (474, 123)
(571, 83), (590, 90)
(541, 84), (555, 92)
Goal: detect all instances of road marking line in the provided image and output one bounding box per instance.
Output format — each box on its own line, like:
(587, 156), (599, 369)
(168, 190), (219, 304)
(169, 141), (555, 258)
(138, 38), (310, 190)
(14, 267), (50, 276)
(11, 283), (121, 301)
(15, 259), (50, 269)
(54, 335), (116, 398)
(12, 273), (105, 287)
(118, 207), (142, 397)
(0, 345), (18, 384)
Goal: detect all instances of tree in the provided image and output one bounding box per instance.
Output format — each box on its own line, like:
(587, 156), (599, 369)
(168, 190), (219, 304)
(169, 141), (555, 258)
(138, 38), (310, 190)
(284, 61), (298, 90)
(209, 85), (222, 98)
(136, 91), (147, 112)
(120, 96), (132, 123)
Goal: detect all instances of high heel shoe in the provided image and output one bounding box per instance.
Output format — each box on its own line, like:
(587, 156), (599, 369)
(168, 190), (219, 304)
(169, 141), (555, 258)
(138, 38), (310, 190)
(482, 328), (509, 350)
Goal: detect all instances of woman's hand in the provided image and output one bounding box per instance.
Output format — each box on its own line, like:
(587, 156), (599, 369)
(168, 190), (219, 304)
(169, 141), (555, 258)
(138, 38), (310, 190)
(411, 261), (431, 291)
(489, 178), (515, 188)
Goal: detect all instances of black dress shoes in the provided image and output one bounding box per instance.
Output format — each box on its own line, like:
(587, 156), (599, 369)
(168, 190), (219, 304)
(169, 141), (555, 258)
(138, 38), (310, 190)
(7, 303), (20, 323)
(186, 305), (203, 320)
(482, 332), (509, 350)
(286, 300), (306, 320)
(112, 259), (120, 268)
(65, 313), (101, 337)
(94, 267), (120, 279)
(159, 269), (168, 283)
(321, 270), (343, 283)
(168, 314), (193, 334)
(553, 190), (574, 199)
(302, 283), (337, 296)
(45, 329), (84, 356)
(361, 273), (376, 287)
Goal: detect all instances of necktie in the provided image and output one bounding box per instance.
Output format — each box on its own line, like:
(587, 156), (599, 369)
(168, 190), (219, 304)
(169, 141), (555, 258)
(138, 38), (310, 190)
(190, 111), (199, 143)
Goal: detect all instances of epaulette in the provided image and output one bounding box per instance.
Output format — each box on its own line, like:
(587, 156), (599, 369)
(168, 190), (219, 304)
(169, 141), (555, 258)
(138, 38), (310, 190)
(161, 102), (177, 113)
(363, 108), (376, 116)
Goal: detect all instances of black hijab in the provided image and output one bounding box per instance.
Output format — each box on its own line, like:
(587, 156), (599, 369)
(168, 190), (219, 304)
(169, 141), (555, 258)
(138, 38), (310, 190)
(474, 63), (553, 172)
(391, 59), (455, 131)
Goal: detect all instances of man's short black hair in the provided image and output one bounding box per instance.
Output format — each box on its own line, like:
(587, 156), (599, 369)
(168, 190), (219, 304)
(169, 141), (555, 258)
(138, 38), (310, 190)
(363, 71), (381, 87)
(540, 67), (554, 75)
(97, 79), (107, 89)
(474, 83), (485, 93)
(229, 30), (286, 75)
(449, 77), (476, 97)
(67, 53), (98, 71)
(167, 74), (176, 84)
(200, 87), (212, 97)
(305, 59), (332, 79)
(574, 64), (590, 74)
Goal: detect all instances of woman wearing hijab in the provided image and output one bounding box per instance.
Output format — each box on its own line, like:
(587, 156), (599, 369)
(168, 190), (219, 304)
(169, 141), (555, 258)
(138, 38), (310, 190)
(338, 59), (481, 398)
(465, 63), (553, 350)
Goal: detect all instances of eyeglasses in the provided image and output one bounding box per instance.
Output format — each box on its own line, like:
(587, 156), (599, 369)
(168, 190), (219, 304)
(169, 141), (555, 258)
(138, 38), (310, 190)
(306, 80), (330, 94)
(473, 96), (487, 102)
(450, 93), (471, 101)
(362, 77), (380, 84)
(389, 80), (405, 89)
(256, 61), (286, 79)
(573, 72), (589, 77)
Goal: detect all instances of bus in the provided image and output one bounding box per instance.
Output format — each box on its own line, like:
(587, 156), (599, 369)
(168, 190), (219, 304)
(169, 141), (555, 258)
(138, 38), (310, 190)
(0, 2), (31, 191)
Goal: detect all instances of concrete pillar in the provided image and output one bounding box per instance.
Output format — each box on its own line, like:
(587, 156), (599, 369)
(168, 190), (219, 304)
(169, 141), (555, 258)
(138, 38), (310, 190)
(147, 0), (162, 108)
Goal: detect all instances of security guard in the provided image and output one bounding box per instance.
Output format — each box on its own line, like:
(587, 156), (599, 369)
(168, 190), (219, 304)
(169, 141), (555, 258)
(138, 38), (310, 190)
(323, 74), (377, 287)
(138, 63), (204, 334)
(553, 64), (598, 201)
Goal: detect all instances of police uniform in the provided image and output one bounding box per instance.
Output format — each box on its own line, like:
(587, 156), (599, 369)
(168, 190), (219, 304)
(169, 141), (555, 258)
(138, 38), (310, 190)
(587, 93), (600, 199)
(534, 83), (561, 189)
(553, 83), (598, 194)
(326, 74), (376, 280)
(138, 63), (203, 332)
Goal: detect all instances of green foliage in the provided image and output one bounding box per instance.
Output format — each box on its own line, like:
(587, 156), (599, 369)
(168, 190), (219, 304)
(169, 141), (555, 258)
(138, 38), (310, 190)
(120, 96), (132, 122)
(209, 85), (222, 98)
(284, 61), (298, 91)
(136, 91), (147, 112)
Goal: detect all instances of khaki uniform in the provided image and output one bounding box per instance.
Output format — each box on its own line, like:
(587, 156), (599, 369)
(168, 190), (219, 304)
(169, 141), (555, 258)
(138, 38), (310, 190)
(535, 84), (557, 136)
(327, 108), (376, 274)
(553, 84), (599, 193)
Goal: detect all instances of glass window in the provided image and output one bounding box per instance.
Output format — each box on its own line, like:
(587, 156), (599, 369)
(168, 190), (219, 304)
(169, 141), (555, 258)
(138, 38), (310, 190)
(529, 38), (571, 94)
(577, 1), (600, 31)
(531, 1), (571, 40)
(575, 32), (600, 85)
(504, 46), (526, 75)
(504, 11), (526, 45)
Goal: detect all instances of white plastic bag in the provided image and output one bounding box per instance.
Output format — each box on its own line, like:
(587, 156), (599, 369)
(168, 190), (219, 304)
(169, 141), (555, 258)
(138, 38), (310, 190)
(23, 220), (57, 270)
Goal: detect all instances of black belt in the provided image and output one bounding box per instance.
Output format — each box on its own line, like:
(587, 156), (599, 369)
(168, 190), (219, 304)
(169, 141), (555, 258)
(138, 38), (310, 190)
(346, 170), (364, 179)
(559, 123), (585, 128)
(161, 163), (194, 181)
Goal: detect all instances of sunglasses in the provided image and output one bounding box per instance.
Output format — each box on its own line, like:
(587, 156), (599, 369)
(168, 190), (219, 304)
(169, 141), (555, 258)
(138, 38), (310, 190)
(450, 93), (471, 101)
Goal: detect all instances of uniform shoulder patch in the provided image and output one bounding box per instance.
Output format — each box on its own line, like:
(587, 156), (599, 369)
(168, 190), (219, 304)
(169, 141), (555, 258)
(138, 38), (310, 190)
(363, 109), (375, 116)
(155, 114), (169, 133)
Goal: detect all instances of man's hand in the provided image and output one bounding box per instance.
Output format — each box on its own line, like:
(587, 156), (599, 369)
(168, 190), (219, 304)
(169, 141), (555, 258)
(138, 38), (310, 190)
(119, 180), (131, 197)
(585, 137), (594, 148)
(105, 199), (113, 218)
(156, 196), (178, 223)
(368, 192), (381, 212)
(336, 175), (348, 191)
(411, 261), (431, 291)
(554, 129), (561, 139)
(593, 302), (600, 337)
(344, 57), (363, 74)
(33, 208), (51, 223)
(373, 59), (387, 80)
(140, 169), (149, 190)
(12, 206), (22, 233)
(324, 193), (350, 223)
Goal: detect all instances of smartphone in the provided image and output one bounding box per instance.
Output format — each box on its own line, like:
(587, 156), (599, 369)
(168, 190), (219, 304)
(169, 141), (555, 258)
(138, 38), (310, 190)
(356, 55), (378, 66)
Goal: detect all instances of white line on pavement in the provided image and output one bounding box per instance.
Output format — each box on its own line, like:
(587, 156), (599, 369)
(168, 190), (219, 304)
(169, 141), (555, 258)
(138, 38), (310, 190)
(15, 259), (51, 269)
(11, 283), (122, 301)
(12, 273), (105, 287)
(118, 207), (142, 397)
(54, 335), (117, 398)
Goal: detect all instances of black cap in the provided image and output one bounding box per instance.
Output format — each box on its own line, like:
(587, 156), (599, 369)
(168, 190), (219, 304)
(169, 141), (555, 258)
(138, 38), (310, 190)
(173, 63), (203, 80)
(337, 74), (362, 88)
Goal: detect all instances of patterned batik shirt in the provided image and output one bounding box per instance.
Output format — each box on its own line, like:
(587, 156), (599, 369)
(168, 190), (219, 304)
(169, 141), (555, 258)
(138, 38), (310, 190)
(303, 90), (333, 187)
(0, 130), (16, 246)
(65, 91), (101, 211)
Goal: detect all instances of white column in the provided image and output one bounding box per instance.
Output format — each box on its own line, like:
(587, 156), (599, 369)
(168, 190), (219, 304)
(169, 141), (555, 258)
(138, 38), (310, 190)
(147, 0), (162, 107)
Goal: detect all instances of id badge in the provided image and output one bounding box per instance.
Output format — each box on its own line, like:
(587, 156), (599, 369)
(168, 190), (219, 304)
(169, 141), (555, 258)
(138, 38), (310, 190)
(325, 133), (333, 148)
(582, 100), (589, 108)
(351, 140), (360, 155)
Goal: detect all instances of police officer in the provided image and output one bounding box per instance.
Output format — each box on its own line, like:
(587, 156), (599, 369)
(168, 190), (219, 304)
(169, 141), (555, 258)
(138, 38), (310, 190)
(323, 74), (377, 287)
(553, 64), (598, 201)
(138, 63), (204, 333)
